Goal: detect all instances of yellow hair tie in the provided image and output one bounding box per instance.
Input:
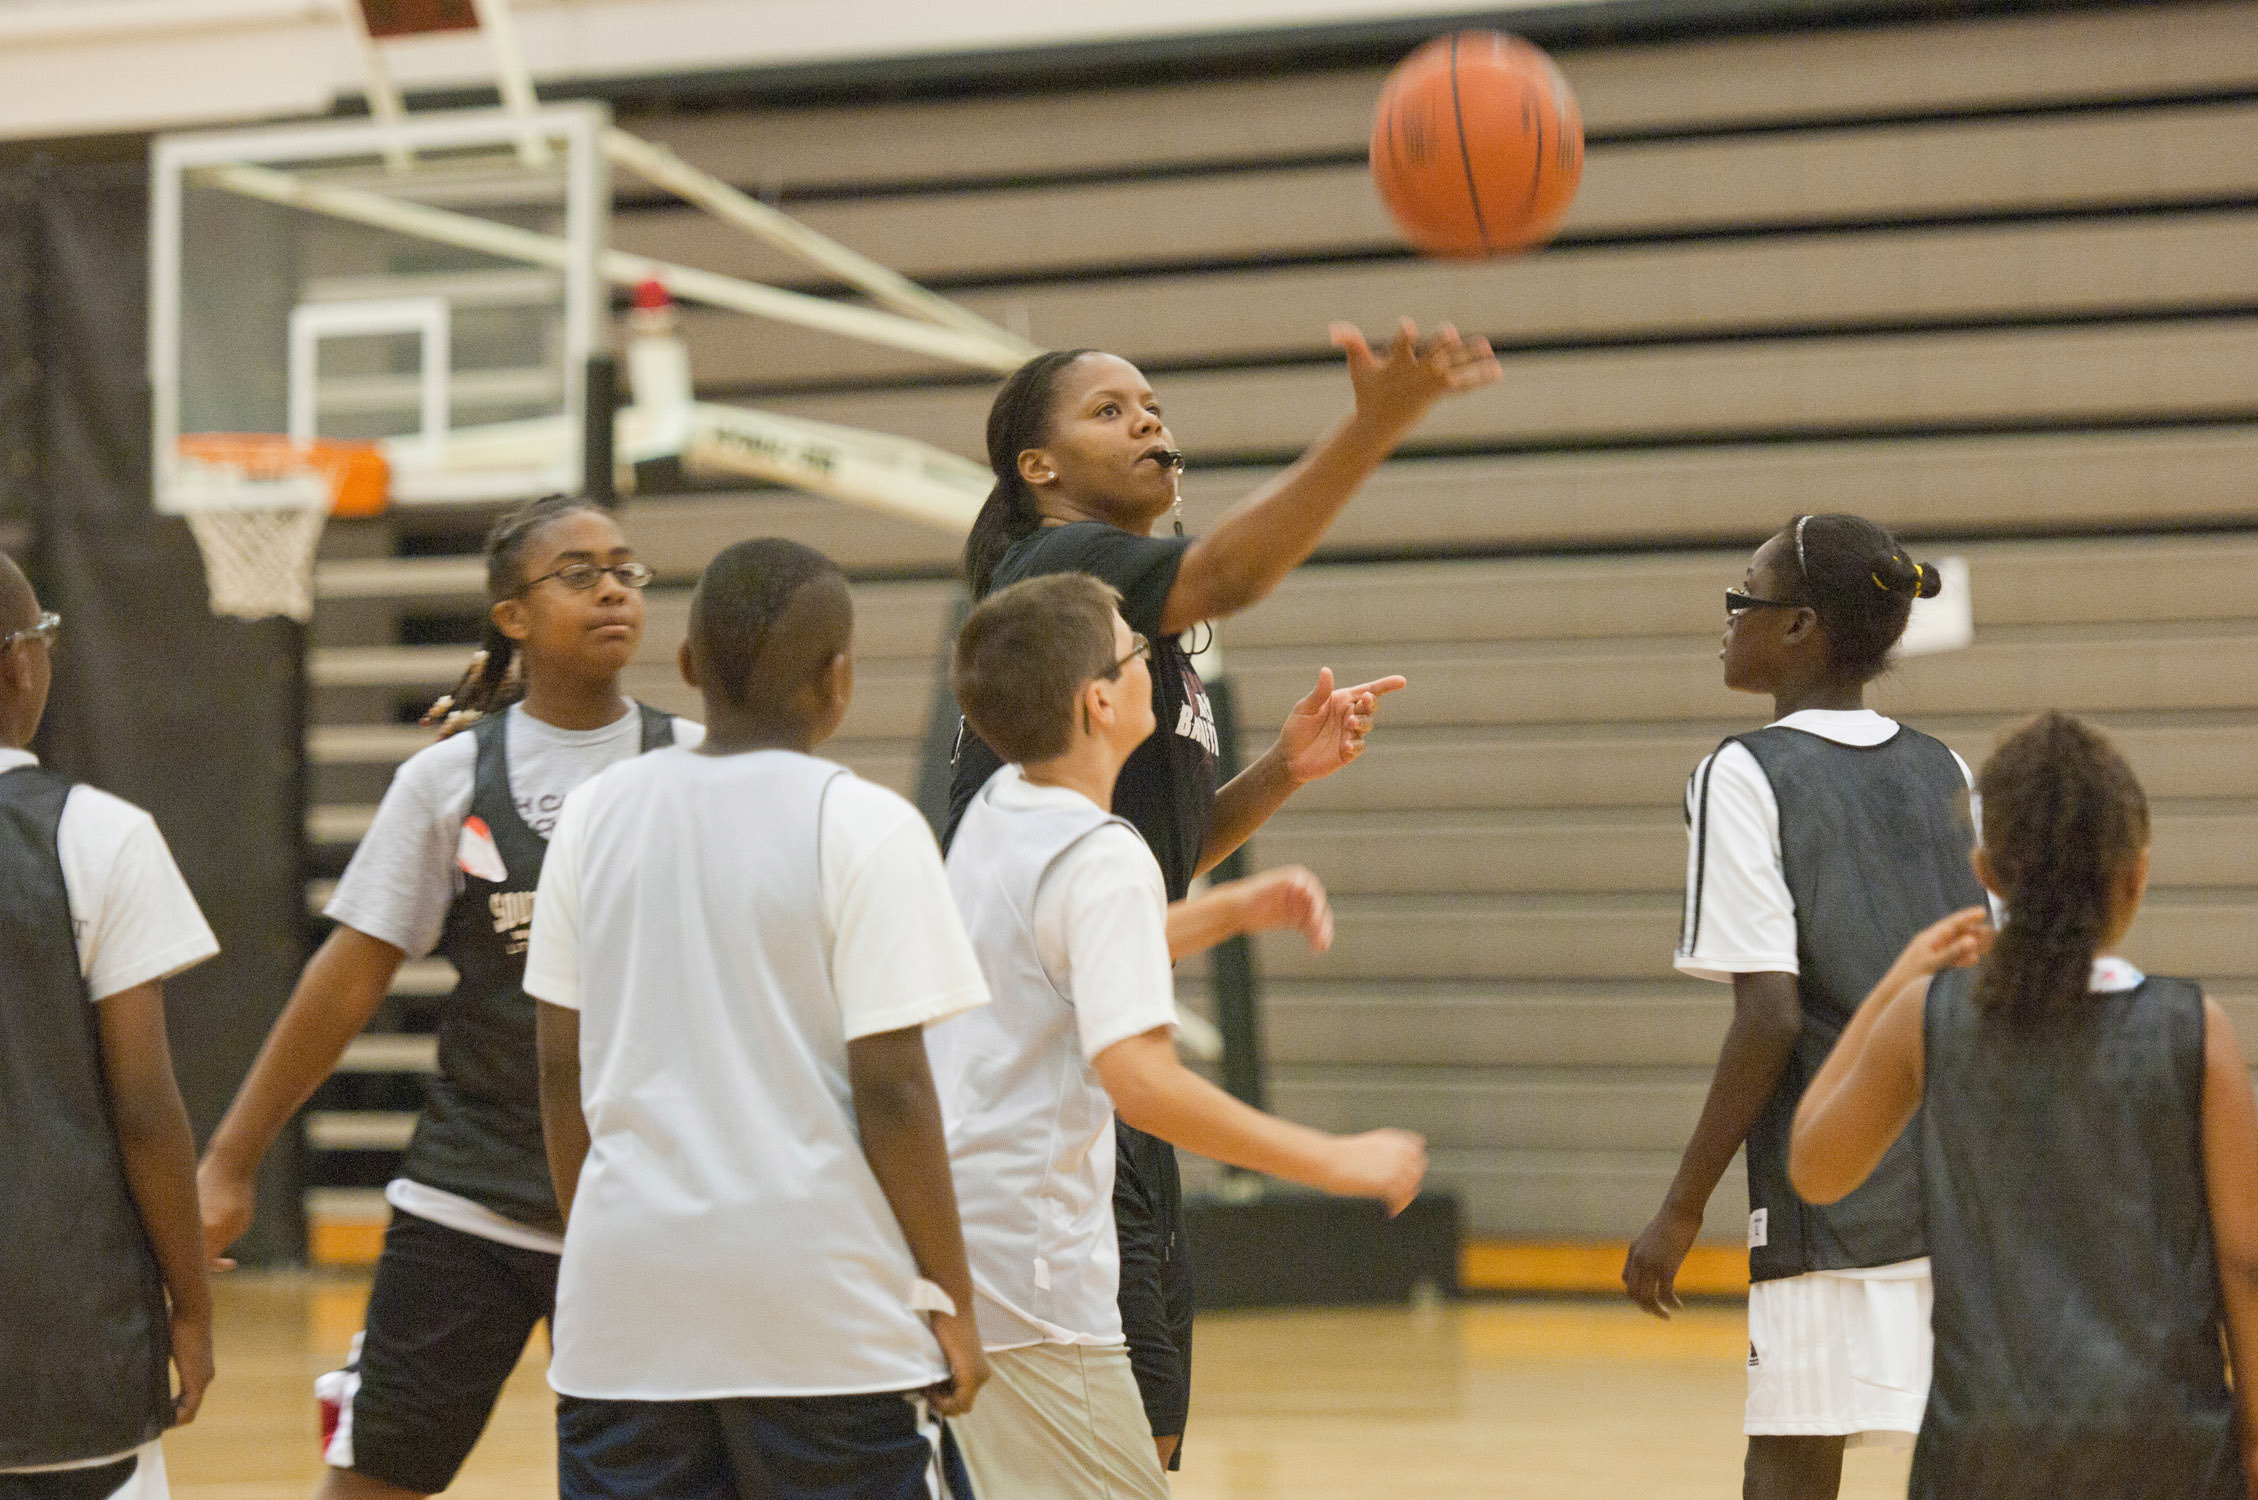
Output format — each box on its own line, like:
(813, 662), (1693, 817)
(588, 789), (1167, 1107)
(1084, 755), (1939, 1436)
(1872, 573), (1889, 590)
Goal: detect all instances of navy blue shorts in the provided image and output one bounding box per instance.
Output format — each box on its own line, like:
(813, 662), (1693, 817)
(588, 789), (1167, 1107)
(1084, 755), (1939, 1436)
(557, 1390), (972, 1500)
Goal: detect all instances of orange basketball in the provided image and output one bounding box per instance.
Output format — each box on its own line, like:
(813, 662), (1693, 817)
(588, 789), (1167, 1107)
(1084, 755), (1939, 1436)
(1370, 32), (1584, 258)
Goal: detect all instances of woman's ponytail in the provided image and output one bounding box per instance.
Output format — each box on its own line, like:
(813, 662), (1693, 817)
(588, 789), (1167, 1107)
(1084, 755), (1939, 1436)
(964, 479), (1041, 602)
(421, 620), (521, 736)
(964, 349), (1095, 599)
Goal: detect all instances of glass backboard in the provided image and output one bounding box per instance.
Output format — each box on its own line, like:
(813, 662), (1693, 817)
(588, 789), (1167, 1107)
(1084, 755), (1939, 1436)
(151, 103), (609, 515)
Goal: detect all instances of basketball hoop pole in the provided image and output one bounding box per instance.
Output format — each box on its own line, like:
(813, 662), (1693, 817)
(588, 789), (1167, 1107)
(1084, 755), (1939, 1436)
(466, 0), (552, 169)
(349, 0), (549, 170)
(340, 3), (415, 175)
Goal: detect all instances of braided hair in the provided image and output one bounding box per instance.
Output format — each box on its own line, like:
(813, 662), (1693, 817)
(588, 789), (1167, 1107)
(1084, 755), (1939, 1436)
(421, 494), (601, 734)
(1781, 513), (1945, 682)
(1972, 712), (2150, 1024)
(963, 349), (1098, 599)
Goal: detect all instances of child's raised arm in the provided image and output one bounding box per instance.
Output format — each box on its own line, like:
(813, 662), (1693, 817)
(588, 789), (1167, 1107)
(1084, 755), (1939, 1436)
(97, 980), (213, 1425)
(2197, 997), (2258, 1492)
(1789, 907), (1992, 1204)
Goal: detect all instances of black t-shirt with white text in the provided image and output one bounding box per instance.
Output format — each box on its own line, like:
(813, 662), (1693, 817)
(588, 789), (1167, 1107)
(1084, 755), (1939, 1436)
(944, 522), (1219, 901)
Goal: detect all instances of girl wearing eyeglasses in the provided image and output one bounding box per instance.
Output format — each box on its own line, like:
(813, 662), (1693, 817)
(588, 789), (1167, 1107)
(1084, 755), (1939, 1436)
(197, 495), (697, 1500)
(1623, 513), (1982, 1500)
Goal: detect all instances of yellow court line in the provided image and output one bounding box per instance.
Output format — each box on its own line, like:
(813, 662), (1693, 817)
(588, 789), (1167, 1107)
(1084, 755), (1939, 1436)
(311, 1203), (1749, 1302)
(308, 1219), (386, 1268)
(1462, 1239), (1749, 1297)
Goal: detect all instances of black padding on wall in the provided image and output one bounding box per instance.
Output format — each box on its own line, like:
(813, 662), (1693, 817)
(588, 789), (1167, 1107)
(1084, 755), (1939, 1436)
(0, 155), (308, 1263)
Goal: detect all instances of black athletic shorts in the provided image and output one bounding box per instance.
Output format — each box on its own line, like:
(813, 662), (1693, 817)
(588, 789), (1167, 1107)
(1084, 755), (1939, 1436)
(557, 1392), (971, 1500)
(337, 1208), (558, 1494)
(0, 1454), (144, 1500)
(1115, 1122), (1193, 1468)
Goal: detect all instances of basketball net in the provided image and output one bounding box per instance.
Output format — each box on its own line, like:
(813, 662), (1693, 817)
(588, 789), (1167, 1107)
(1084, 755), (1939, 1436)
(174, 436), (389, 623)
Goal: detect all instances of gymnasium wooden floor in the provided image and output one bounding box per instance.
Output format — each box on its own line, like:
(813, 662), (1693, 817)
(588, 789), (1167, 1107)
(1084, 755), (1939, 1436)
(166, 1273), (1913, 1499)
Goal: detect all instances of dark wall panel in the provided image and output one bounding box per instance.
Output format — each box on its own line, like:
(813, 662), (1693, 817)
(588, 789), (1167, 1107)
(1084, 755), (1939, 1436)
(0, 157), (306, 1262)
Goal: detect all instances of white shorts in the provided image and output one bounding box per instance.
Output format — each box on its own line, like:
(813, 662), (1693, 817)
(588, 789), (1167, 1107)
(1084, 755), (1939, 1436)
(1746, 1257), (1932, 1447)
(949, 1343), (1169, 1500)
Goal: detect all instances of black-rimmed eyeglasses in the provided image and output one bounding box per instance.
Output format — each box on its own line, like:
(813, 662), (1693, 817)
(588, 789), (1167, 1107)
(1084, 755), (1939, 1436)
(1725, 590), (1803, 616)
(517, 561), (655, 596)
(1, 611), (59, 650)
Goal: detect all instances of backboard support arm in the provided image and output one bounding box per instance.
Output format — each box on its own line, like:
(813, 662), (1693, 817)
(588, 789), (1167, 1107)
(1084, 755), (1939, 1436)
(601, 130), (1038, 361)
(194, 160), (1030, 372)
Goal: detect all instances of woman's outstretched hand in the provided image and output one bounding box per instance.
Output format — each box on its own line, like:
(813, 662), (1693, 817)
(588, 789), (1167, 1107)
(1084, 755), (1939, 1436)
(1330, 318), (1503, 439)
(1278, 667), (1408, 784)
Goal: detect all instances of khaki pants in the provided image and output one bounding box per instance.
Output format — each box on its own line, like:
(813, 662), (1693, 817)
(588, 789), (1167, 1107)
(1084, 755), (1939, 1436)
(950, 1343), (1170, 1500)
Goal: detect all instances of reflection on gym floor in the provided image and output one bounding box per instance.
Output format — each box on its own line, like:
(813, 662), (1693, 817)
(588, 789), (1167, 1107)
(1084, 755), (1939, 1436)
(165, 1274), (1913, 1500)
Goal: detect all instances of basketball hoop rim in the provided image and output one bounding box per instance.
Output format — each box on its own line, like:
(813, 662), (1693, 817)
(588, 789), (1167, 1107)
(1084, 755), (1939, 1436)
(174, 433), (391, 519)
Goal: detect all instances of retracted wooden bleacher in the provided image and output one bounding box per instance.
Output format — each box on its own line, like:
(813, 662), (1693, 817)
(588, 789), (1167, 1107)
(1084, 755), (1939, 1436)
(302, 0), (2258, 1285)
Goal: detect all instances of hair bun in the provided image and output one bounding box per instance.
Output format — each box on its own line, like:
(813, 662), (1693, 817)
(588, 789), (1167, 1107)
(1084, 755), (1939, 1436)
(1871, 551), (1937, 598)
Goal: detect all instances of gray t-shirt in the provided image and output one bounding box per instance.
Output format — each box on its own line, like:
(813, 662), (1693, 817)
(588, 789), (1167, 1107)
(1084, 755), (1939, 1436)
(326, 702), (703, 958)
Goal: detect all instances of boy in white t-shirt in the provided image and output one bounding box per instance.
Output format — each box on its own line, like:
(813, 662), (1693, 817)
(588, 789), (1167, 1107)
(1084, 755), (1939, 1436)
(934, 571), (1428, 1499)
(527, 538), (990, 1499)
(0, 553), (220, 1500)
